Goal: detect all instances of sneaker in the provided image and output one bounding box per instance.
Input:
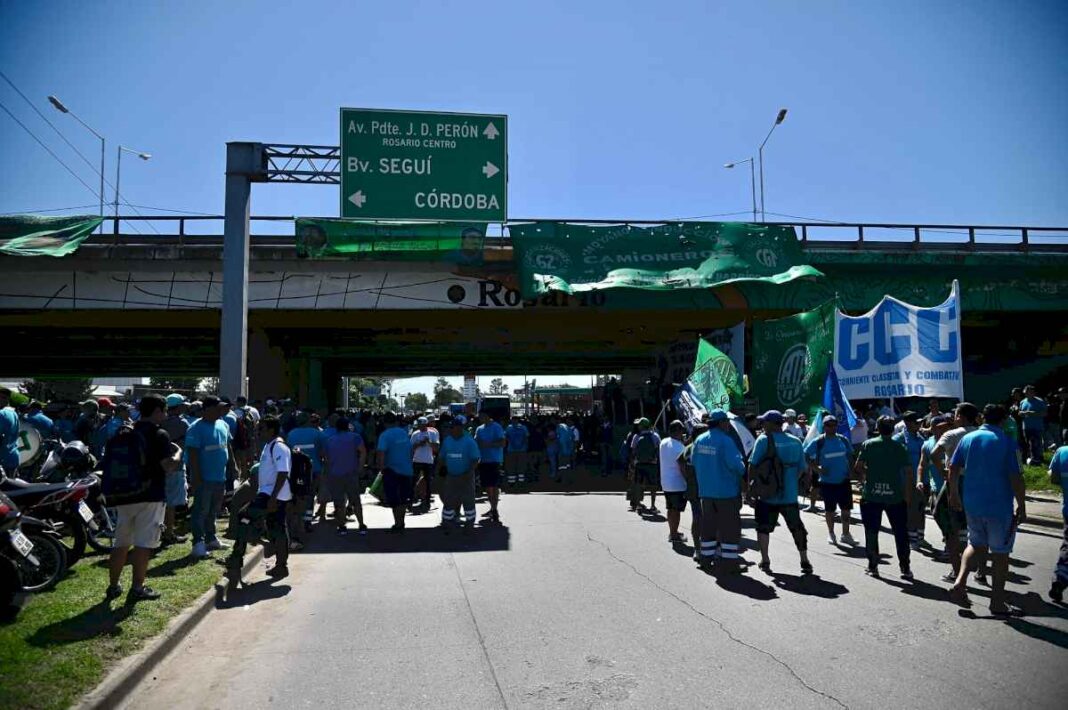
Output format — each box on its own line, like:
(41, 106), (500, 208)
(104, 584), (122, 600)
(866, 565), (880, 578)
(806, 503), (819, 512)
(668, 532), (685, 543)
(206, 539), (229, 551)
(975, 572), (990, 587)
(840, 532), (857, 546)
(758, 560), (772, 573)
(128, 586), (161, 601)
(289, 541), (305, 552)
(901, 567), (914, 581)
(941, 571), (958, 583)
(358, 525), (368, 536)
(490, 510), (500, 524)
(267, 565), (289, 579)
(909, 541), (921, 551)
(480, 510), (493, 518)
(1049, 582), (1064, 604)
(827, 533), (838, 546)
(161, 531), (188, 545)
(800, 560), (813, 575)
(190, 541), (210, 559)
(337, 526), (349, 536)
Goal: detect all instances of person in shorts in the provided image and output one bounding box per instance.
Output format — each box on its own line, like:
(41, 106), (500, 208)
(475, 412), (506, 524)
(376, 412), (414, 532)
(105, 394), (179, 602)
(803, 415), (856, 546)
(947, 404), (1026, 614)
(750, 411), (812, 575)
(659, 420), (689, 543)
(322, 417), (367, 535)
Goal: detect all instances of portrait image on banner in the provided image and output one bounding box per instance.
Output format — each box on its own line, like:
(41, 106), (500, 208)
(834, 281), (963, 401)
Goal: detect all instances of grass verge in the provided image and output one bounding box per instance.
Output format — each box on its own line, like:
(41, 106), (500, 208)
(1023, 463), (1062, 493)
(0, 540), (225, 710)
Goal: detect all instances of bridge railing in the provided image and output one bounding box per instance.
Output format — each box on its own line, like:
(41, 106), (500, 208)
(88, 215), (1068, 251)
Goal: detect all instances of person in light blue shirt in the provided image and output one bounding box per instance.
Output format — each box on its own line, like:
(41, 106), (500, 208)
(914, 415), (951, 551)
(1019, 385), (1048, 465)
(749, 410), (812, 575)
(803, 415), (856, 546)
(947, 404), (1025, 614)
(436, 416), (481, 530)
(0, 388), (20, 475)
(185, 396), (236, 558)
(504, 416), (529, 486)
(1047, 445), (1068, 602)
(691, 410), (746, 569)
(376, 412), (414, 531)
(286, 412), (325, 525)
(475, 413), (506, 522)
(23, 401), (54, 439)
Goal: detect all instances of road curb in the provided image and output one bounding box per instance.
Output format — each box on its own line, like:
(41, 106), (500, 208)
(75, 546), (265, 710)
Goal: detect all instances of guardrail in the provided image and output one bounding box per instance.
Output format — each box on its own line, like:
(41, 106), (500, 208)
(89, 215), (1068, 251)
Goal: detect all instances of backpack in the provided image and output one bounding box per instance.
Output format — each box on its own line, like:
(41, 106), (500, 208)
(634, 431), (659, 464)
(101, 423), (152, 505)
(234, 409), (254, 450)
(749, 434), (784, 500)
(289, 447), (313, 497)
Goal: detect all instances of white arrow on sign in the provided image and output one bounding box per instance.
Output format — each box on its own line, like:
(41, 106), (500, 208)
(348, 190), (367, 208)
(483, 122), (499, 140)
(482, 161), (500, 179)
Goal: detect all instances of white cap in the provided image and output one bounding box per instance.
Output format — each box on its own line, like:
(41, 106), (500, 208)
(784, 408), (797, 418)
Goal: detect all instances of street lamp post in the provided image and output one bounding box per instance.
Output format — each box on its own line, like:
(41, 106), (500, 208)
(757, 108), (788, 222)
(723, 158), (757, 222)
(47, 95), (105, 232)
(114, 146), (151, 234)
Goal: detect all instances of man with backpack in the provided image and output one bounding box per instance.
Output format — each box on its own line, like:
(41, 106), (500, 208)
(104, 394), (180, 602)
(803, 415), (856, 546)
(628, 418), (661, 513)
(749, 411), (812, 575)
(255, 416), (293, 579)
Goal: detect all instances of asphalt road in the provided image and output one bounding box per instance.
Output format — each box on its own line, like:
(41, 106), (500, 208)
(121, 492), (1068, 710)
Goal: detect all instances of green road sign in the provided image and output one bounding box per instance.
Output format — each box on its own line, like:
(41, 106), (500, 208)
(340, 108), (507, 221)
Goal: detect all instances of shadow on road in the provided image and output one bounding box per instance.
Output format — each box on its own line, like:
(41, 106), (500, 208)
(704, 566), (778, 601)
(770, 572), (849, 599)
(297, 524), (511, 554)
(216, 578), (292, 609)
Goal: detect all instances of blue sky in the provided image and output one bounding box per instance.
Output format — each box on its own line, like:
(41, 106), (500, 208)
(1, 1), (1065, 394)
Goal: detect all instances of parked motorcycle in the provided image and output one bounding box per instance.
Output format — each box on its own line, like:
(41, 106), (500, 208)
(0, 472), (101, 565)
(0, 490), (67, 604)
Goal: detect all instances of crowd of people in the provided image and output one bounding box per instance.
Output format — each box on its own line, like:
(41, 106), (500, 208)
(0, 383), (1065, 612)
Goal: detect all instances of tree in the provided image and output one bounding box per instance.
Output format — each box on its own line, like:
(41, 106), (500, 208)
(488, 378), (509, 395)
(406, 392), (430, 412)
(21, 378), (95, 403)
(149, 377), (200, 395)
(432, 377), (463, 407)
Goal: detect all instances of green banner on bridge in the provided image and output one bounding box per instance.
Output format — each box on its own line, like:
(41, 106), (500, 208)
(0, 215), (102, 257)
(510, 221), (823, 297)
(295, 218), (487, 263)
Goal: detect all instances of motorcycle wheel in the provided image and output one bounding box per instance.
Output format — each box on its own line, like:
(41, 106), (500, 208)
(56, 513), (88, 565)
(17, 532), (67, 592)
(86, 507), (117, 553)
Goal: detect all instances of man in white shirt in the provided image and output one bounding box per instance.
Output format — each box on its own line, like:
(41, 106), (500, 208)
(411, 417), (440, 510)
(255, 416), (292, 579)
(659, 420), (689, 543)
(782, 409), (805, 439)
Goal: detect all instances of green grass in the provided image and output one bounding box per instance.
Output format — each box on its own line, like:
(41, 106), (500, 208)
(0, 541), (226, 710)
(1023, 462), (1063, 493)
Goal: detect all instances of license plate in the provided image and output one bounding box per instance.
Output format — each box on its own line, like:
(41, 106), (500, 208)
(78, 500), (95, 524)
(10, 529), (34, 557)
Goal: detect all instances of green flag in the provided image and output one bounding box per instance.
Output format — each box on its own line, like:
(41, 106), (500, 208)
(510, 221), (822, 298)
(295, 218), (487, 263)
(751, 300), (836, 415)
(689, 339), (743, 410)
(0, 215), (103, 257)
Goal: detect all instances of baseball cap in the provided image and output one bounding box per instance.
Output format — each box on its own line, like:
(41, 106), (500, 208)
(707, 409), (729, 423)
(930, 414), (951, 426)
(823, 414), (838, 424)
(201, 395), (221, 408)
(761, 409), (784, 424)
(783, 408), (797, 418)
(219, 396), (232, 406)
(637, 417), (651, 428)
(901, 411), (920, 422)
(417, 416), (428, 425)
(97, 397), (113, 407)
(452, 414), (467, 426)
(166, 393), (186, 408)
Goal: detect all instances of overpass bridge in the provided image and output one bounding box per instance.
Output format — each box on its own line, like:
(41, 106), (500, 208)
(1, 214), (1066, 410)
